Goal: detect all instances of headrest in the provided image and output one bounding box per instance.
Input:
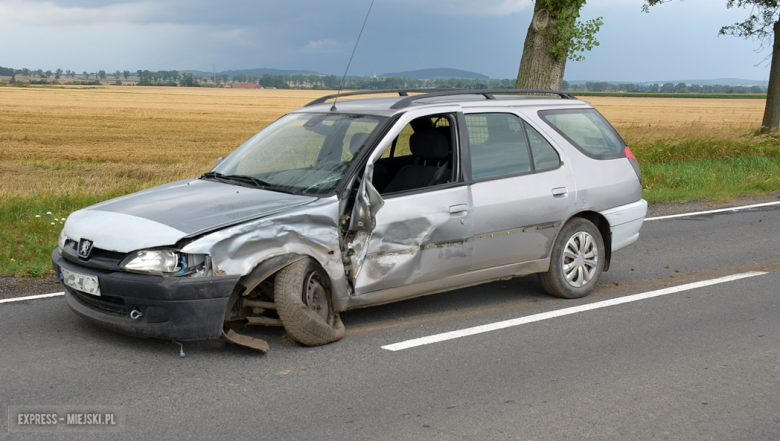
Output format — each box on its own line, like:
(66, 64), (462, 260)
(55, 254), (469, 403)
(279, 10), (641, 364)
(409, 130), (449, 160)
(410, 118), (433, 133)
(349, 133), (369, 155)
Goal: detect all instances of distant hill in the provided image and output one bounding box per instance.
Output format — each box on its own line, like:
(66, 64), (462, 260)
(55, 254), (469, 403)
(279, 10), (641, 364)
(381, 68), (489, 80)
(183, 67), (322, 77)
(566, 78), (768, 87)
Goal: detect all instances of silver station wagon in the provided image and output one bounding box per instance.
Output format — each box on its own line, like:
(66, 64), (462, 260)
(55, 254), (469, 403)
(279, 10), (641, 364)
(52, 89), (647, 350)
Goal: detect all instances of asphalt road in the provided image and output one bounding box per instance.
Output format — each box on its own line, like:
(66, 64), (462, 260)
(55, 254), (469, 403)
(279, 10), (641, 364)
(2, 205), (779, 440)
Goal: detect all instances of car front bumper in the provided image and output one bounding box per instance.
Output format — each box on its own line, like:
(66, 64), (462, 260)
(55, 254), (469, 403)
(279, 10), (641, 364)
(52, 249), (240, 341)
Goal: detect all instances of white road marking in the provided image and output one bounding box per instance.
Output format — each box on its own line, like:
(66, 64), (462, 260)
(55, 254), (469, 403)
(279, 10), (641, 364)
(0, 292), (64, 304)
(381, 271), (767, 351)
(645, 201), (780, 221)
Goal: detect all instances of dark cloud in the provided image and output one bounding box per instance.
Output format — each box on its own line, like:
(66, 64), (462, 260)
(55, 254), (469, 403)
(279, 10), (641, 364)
(0, 0), (770, 81)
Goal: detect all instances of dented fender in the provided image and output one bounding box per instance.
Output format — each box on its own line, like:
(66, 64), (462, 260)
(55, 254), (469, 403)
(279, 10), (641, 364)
(181, 196), (352, 311)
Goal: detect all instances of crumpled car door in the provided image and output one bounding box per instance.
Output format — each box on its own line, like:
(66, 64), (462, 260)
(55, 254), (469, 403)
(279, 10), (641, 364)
(344, 159), (473, 296)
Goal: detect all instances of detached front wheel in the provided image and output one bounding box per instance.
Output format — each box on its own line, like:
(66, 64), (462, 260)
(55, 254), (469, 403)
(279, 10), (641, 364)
(275, 258), (345, 346)
(539, 218), (605, 299)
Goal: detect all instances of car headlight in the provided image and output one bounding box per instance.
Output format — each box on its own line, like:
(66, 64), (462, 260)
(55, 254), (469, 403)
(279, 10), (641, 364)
(58, 230), (68, 251)
(120, 250), (209, 276)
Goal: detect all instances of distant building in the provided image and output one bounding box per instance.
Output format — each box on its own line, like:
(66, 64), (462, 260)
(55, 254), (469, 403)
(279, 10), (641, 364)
(232, 82), (261, 89)
(0, 76), (11, 84)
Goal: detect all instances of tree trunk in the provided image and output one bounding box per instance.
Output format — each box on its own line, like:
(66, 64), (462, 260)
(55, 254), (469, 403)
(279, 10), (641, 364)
(515, 4), (567, 91)
(761, 19), (780, 134)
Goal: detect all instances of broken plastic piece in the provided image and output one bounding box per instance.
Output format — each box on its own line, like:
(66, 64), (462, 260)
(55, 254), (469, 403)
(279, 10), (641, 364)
(221, 328), (270, 353)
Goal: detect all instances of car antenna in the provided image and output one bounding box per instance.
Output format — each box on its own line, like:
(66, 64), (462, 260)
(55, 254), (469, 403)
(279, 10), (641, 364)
(331, 0), (376, 112)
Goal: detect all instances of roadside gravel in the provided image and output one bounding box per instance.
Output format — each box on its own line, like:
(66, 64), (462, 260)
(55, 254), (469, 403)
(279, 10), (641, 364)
(0, 274), (63, 301)
(2, 191), (779, 300)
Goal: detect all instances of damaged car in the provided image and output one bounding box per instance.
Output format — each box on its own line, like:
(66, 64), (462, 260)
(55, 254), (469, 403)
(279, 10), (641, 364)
(52, 89), (647, 350)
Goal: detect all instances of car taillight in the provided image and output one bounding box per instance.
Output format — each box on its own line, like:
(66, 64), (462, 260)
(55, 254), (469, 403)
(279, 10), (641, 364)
(624, 146), (636, 161)
(624, 146), (642, 184)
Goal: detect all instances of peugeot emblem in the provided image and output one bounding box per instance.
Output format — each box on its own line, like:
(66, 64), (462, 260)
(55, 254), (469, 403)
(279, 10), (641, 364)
(78, 238), (94, 259)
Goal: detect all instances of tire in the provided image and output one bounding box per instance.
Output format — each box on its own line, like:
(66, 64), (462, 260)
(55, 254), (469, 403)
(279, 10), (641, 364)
(539, 218), (605, 299)
(274, 258), (345, 346)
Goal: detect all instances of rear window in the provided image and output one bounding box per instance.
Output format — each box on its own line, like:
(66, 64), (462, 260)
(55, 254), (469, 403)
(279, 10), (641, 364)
(538, 109), (625, 159)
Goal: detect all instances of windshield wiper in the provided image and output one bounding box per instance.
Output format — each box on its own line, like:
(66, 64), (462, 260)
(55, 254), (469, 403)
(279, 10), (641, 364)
(202, 172), (296, 194)
(200, 171), (237, 185)
(226, 174), (273, 188)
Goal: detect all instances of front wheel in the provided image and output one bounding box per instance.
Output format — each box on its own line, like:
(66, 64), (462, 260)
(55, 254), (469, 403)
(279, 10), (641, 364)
(274, 258), (345, 346)
(539, 218), (605, 299)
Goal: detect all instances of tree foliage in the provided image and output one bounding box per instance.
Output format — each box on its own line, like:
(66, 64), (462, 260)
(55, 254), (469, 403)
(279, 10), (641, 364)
(566, 81), (765, 93)
(180, 72), (200, 87)
(645, 0), (779, 42)
(718, 1), (780, 48)
(537, 0), (603, 61)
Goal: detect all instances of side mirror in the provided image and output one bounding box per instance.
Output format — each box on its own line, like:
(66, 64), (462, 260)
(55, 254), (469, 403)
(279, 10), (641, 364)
(215, 157), (224, 166)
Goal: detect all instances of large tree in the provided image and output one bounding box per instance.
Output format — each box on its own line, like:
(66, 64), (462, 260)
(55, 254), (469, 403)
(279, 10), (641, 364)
(645, 0), (780, 133)
(515, 0), (602, 90)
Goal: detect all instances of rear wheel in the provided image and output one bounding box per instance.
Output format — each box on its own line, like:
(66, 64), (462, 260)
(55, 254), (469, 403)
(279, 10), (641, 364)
(539, 218), (604, 299)
(274, 258), (345, 346)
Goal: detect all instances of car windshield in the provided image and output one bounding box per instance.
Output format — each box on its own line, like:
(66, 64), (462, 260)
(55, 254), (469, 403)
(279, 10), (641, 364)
(209, 112), (385, 195)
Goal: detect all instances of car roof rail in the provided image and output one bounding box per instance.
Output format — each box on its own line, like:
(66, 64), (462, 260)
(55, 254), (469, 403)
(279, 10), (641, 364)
(389, 89), (575, 109)
(305, 88), (574, 108)
(304, 89), (450, 107)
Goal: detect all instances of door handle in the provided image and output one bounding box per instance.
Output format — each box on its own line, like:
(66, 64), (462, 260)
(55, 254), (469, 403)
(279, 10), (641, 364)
(449, 204), (468, 214)
(552, 187), (568, 197)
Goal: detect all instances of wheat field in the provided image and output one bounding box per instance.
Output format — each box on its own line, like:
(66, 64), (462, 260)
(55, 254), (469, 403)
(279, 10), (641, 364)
(0, 87), (332, 196)
(587, 96), (766, 146)
(0, 87), (768, 197)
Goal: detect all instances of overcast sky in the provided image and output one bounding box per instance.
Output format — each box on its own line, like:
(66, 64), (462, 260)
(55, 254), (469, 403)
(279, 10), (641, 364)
(0, 0), (772, 82)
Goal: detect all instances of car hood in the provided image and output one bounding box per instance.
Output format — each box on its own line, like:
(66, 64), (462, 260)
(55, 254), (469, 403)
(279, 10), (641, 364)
(63, 178), (318, 253)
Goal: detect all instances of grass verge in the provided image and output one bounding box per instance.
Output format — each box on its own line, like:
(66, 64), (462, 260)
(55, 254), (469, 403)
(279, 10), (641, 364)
(0, 188), (146, 277)
(641, 155), (780, 203)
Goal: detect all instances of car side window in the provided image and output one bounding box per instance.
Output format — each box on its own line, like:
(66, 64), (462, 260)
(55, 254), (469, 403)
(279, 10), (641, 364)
(466, 113), (532, 180)
(376, 114), (457, 195)
(524, 121), (560, 172)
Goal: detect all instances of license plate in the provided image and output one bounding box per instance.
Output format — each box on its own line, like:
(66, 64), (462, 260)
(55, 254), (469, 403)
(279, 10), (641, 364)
(61, 267), (101, 296)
